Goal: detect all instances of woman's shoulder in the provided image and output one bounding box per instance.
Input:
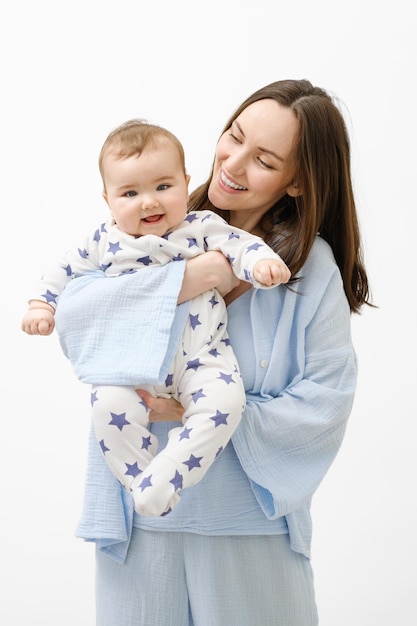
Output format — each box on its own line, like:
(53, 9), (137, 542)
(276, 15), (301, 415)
(301, 235), (339, 278)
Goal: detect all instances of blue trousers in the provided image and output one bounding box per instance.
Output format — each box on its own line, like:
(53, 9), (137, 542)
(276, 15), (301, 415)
(96, 527), (318, 626)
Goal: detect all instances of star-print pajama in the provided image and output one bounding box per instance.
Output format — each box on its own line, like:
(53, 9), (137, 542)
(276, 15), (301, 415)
(30, 210), (283, 516)
(92, 285), (245, 516)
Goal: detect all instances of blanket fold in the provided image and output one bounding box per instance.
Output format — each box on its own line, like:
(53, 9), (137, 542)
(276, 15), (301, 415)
(54, 262), (189, 386)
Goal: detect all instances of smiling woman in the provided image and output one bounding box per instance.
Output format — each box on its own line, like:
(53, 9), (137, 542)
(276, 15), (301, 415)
(208, 99), (301, 229)
(49, 79), (372, 626)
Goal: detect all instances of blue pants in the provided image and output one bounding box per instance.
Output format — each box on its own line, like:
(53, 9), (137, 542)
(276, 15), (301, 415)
(96, 527), (318, 626)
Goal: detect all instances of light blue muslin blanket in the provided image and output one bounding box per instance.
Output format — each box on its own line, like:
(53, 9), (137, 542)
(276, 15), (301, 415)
(54, 262), (189, 561)
(54, 262), (190, 386)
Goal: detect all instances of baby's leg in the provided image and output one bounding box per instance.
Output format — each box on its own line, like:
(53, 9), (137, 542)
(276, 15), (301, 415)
(91, 385), (158, 492)
(133, 291), (245, 517)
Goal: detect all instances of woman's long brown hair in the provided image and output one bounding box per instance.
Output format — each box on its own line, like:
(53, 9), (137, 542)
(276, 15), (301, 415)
(189, 79), (372, 314)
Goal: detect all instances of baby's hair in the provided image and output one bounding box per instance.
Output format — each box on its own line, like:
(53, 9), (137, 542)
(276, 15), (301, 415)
(99, 119), (186, 189)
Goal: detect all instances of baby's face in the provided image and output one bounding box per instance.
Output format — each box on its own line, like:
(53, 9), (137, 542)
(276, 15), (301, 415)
(102, 141), (190, 238)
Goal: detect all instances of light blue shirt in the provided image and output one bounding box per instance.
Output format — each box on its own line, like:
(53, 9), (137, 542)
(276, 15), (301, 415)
(75, 235), (357, 562)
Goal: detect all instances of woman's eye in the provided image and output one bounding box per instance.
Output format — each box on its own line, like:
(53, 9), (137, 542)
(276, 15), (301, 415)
(258, 157), (273, 169)
(229, 132), (241, 144)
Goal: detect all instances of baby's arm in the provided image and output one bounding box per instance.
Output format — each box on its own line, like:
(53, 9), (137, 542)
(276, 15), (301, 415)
(21, 301), (55, 336)
(253, 258), (291, 287)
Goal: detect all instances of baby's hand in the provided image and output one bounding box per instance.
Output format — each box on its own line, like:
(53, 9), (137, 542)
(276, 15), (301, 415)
(253, 258), (291, 286)
(21, 307), (55, 336)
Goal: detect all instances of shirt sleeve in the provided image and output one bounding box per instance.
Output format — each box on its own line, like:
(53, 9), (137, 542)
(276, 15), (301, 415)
(28, 225), (103, 309)
(231, 261), (357, 519)
(198, 210), (285, 288)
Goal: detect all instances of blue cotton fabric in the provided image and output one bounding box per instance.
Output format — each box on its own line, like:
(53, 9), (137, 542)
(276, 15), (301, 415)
(73, 236), (357, 562)
(54, 263), (190, 386)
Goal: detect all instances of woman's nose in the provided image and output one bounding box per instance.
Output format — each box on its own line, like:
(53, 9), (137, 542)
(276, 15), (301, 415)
(225, 149), (246, 175)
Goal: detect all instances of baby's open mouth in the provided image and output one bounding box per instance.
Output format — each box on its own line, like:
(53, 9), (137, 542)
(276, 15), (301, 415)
(143, 215), (163, 223)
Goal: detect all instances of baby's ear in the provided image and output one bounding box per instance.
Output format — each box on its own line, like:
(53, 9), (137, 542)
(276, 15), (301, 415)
(102, 192), (111, 209)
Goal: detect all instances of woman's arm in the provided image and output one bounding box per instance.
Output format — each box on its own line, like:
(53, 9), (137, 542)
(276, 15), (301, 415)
(177, 251), (239, 304)
(232, 267), (356, 518)
(138, 251), (239, 421)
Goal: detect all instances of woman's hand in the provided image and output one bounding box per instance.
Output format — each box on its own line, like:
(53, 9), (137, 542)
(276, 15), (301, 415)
(178, 251), (240, 303)
(136, 389), (184, 423)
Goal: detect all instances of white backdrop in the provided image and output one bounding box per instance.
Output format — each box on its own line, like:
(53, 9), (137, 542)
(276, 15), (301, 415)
(2, 1), (416, 624)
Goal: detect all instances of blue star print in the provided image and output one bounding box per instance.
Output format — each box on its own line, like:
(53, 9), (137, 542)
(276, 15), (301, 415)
(141, 435), (153, 450)
(99, 439), (110, 454)
(217, 372), (235, 385)
(139, 475), (153, 491)
(108, 241), (123, 255)
(41, 289), (58, 305)
(210, 410), (229, 427)
(125, 462), (141, 478)
(189, 314), (202, 330)
(179, 426), (192, 440)
(109, 412), (130, 430)
(191, 388), (206, 403)
(170, 470), (183, 491)
(186, 358), (204, 371)
(183, 454), (203, 471)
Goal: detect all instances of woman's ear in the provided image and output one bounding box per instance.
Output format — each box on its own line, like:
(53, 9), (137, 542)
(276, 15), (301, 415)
(286, 182), (302, 198)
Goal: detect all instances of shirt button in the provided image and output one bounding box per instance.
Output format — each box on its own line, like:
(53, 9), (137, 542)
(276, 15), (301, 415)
(260, 359), (268, 368)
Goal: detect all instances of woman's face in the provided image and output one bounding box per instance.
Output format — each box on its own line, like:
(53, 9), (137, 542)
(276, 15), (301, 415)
(208, 99), (300, 229)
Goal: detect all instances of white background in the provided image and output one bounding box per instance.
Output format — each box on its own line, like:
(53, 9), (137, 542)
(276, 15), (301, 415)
(2, 1), (416, 624)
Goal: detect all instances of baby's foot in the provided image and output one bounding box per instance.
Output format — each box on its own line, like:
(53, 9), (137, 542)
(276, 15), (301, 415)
(133, 454), (184, 516)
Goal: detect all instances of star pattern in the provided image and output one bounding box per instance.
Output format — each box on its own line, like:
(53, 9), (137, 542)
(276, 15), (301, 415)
(209, 295), (219, 308)
(183, 454), (202, 471)
(185, 213), (198, 224)
(179, 426), (192, 440)
(191, 388), (206, 403)
(247, 241), (263, 252)
(109, 412), (130, 430)
(217, 371), (236, 385)
(170, 470), (183, 491)
(99, 439), (110, 454)
(137, 255), (153, 266)
(141, 435), (153, 450)
(90, 390), (98, 406)
(41, 289), (58, 305)
(108, 241), (123, 255)
(139, 475), (153, 491)
(189, 314), (202, 330)
(125, 461), (141, 478)
(186, 358), (203, 371)
(210, 410), (229, 427)
(186, 237), (198, 248)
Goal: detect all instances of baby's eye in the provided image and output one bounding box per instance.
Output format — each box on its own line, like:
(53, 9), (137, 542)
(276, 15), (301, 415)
(157, 184), (170, 191)
(125, 190), (138, 197)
